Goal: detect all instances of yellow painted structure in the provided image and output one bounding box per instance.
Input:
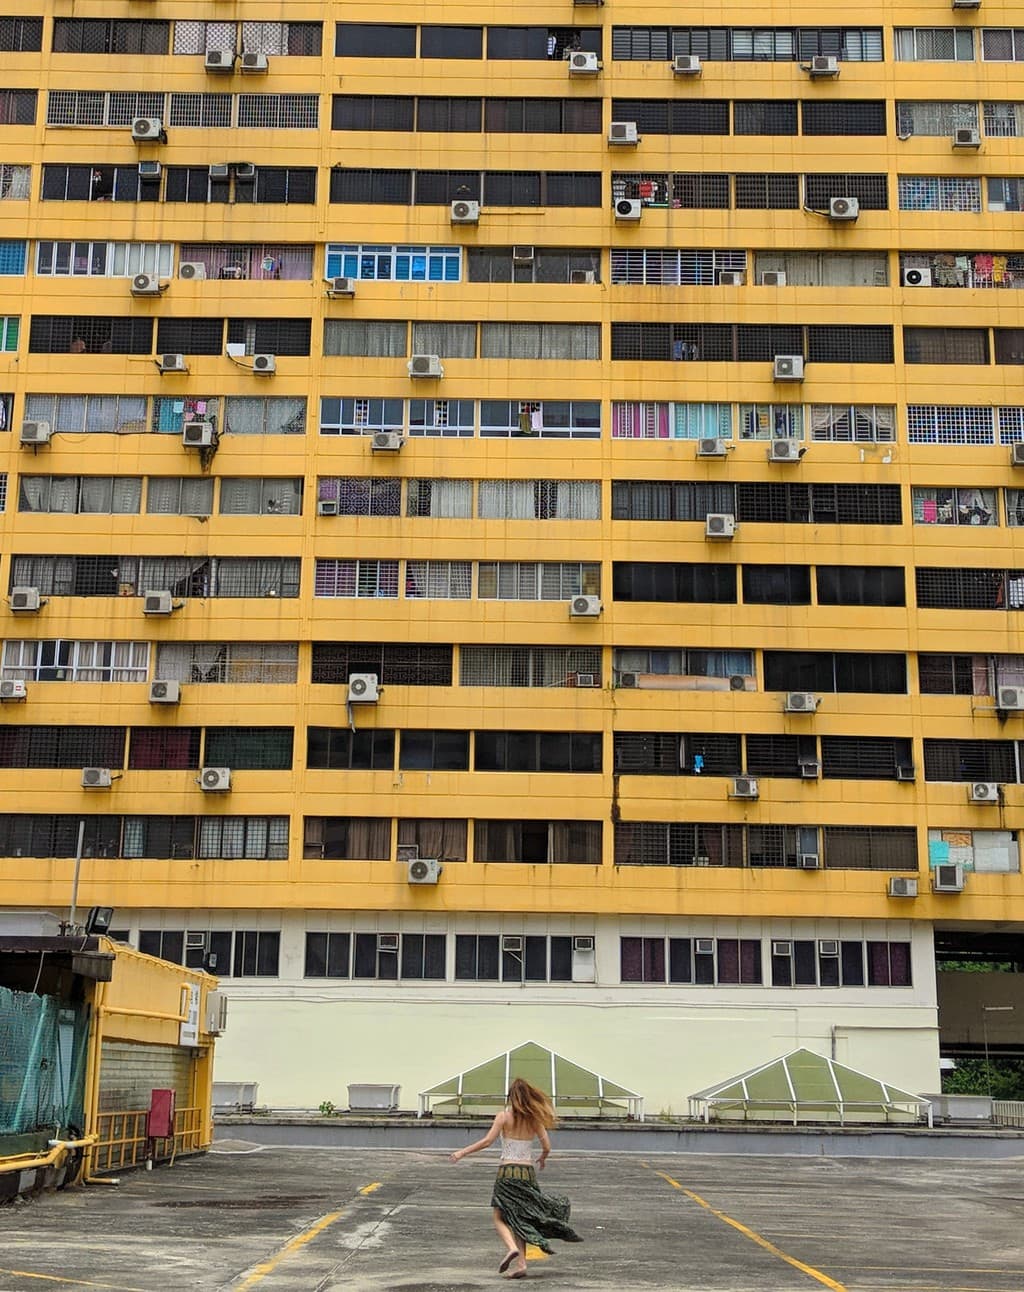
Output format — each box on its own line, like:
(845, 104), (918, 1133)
(0, 2), (1021, 1110)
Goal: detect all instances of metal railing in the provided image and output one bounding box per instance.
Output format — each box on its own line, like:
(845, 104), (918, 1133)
(90, 1105), (205, 1174)
(992, 1100), (1024, 1128)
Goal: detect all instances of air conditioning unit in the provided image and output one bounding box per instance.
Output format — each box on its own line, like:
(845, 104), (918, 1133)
(828, 196), (859, 221)
(807, 55), (839, 77)
(694, 937), (715, 955)
(208, 163), (230, 180)
(205, 990), (228, 1035)
(730, 776), (759, 799)
(771, 940), (792, 957)
(397, 844), (419, 862)
(705, 513), (736, 539)
(371, 431), (403, 452)
(798, 853), (822, 869)
(0, 680), (27, 701)
(10, 587), (42, 613)
(234, 162), (256, 182)
(347, 673), (380, 703)
(138, 161), (161, 181)
(501, 935), (524, 952)
(608, 121), (639, 145)
(199, 767), (232, 792)
(697, 437), (727, 458)
(182, 420), (215, 448)
(130, 273), (162, 296)
(773, 355), (804, 382)
(953, 0), (981, 7)
(568, 51), (601, 75)
(408, 354), (444, 378)
(784, 691), (819, 713)
(450, 199), (480, 224)
(148, 679), (180, 704)
(1011, 442), (1024, 467)
(953, 127), (981, 149)
(799, 760), (821, 779)
(933, 862), (965, 893)
(614, 198), (642, 221)
(219, 266), (245, 281)
(573, 935), (594, 952)
(718, 270), (745, 286)
(969, 781), (1000, 803)
(570, 269), (597, 285)
(204, 49), (235, 72)
(760, 271), (787, 287)
(240, 52), (269, 73)
(82, 768), (112, 789)
(513, 245), (535, 262)
(889, 876), (919, 898)
(569, 594), (602, 618)
(902, 267), (931, 287)
(616, 671), (639, 688)
(179, 262), (207, 281)
(185, 932), (207, 951)
(673, 54), (702, 75)
(769, 438), (804, 462)
(158, 353), (187, 373)
(575, 673), (598, 688)
(131, 117), (164, 141)
(317, 499), (339, 516)
(326, 276), (356, 298)
(252, 353), (275, 375)
(408, 857), (442, 884)
(142, 590), (175, 615)
(20, 421), (51, 446)
(819, 939), (839, 956)
(378, 933), (399, 951)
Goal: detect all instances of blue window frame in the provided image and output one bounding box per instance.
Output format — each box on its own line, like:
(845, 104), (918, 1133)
(0, 241), (26, 275)
(325, 243), (461, 282)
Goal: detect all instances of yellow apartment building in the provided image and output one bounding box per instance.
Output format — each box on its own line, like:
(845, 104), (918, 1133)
(0, 1), (1022, 1111)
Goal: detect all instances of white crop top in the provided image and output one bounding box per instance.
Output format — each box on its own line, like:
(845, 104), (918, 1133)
(499, 1136), (537, 1164)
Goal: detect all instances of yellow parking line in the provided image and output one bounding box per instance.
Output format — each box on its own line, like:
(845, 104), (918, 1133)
(235, 1210), (345, 1289)
(645, 1166), (846, 1292)
(0, 1272), (145, 1292)
(359, 1182), (382, 1195)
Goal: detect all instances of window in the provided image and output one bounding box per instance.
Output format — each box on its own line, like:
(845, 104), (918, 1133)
(982, 29), (1024, 61)
(477, 481), (600, 520)
(165, 167), (227, 205)
(335, 23), (416, 57)
(613, 732), (740, 776)
(894, 28), (974, 61)
(0, 89), (36, 125)
(319, 477), (401, 517)
(408, 400), (476, 437)
(498, 936), (575, 984)
(823, 827), (918, 870)
(742, 565), (811, 606)
(0, 814), (123, 859)
(620, 937), (761, 985)
(410, 321), (476, 358)
(478, 562), (600, 600)
(912, 487), (997, 526)
(28, 316), (151, 355)
(821, 737), (915, 780)
(898, 177), (981, 213)
(8, 554), (299, 599)
(225, 397), (306, 435)
(397, 818), (468, 862)
(0, 164), (30, 200)
(460, 646), (602, 688)
(421, 26), (483, 59)
(804, 174), (888, 210)
(613, 27), (882, 62)
(204, 728), (292, 770)
(801, 101), (887, 135)
(46, 89), (163, 127)
(19, 477), (141, 514)
(619, 937), (665, 982)
(323, 320), (408, 358)
(483, 98), (602, 134)
(816, 566), (905, 606)
(237, 94), (319, 129)
(127, 727), (201, 770)
(52, 18), (170, 54)
(916, 567), (1022, 610)
(923, 740), (1017, 783)
(866, 943), (912, 987)
(474, 821), (602, 863)
(614, 822), (745, 866)
(232, 931), (280, 977)
(475, 732), (602, 773)
(479, 400), (600, 438)
(172, 20), (237, 55)
(332, 95), (416, 131)
(178, 245), (313, 281)
(754, 252), (889, 288)
(325, 243), (460, 283)
(611, 99), (730, 135)
(995, 330), (1024, 364)
(241, 22), (322, 56)
(0, 17), (42, 51)
(735, 483), (901, 525)
(328, 168), (413, 205)
(764, 652), (906, 694)
(346, 934), (401, 980)
(303, 817), (391, 860)
(611, 481), (735, 522)
(771, 940), (869, 988)
(745, 735), (808, 779)
(479, 324), (600, 360)
(0, 240), (25, 275)
(613, 648), (753, 685)
(455, 935), (499, 981)
(35, 239), (172, 276)
(907, 405), (994, 445)
(918, 653), (984, 696)
(904, 328), (988, 365)
(809, 405), (895, 441)
(219, 478), (302, 516)
(313, 559), (400, 598)
(613, 563), (737, 604)
(155, 642), (297, 685)
(406, 480), (473, 518)
(984, 102), (1024, 137)
(398, 731), (470, 771)
(320, 397), (404, 435)
(304, 932), (351, 978)
(307, 728), (395, 771)
(734, 101), (797, 135)
(896, 102), (979, 136)
(145, 478), (215, 516)
(1, 640), (149, 683)
(404, 561), (472, 599)
(0, 726), (126, 769)
(468, 247), (601, 283)
(311, 642), (452, 686)
(612, 402), (732, 440)
(734, 173), (801, 209)
(488, 27), (601, 60)
(224, 317), (311, 357)
(610, 248), (746, 287)
(0, 315), (17, 351)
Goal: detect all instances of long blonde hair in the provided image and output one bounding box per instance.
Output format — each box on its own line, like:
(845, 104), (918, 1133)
(507, 1078), (556, 1130)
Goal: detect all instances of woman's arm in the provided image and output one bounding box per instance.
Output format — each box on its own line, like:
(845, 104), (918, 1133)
(449, 1111), (505, 1164)
(536, 1126), (551, 1170)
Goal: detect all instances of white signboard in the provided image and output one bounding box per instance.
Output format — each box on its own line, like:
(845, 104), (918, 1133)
(179, 984), (200, 1046)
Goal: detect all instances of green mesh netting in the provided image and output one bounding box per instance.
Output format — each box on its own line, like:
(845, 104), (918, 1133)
(0, 986), (90, 1136)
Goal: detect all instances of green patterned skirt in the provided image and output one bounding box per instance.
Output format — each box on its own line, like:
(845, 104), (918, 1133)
(491, 1164), (583, 1254)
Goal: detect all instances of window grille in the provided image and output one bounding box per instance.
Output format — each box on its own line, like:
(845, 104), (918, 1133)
(894, 28), (974, 61)
(325, 243), (460, 282)
(0, 241), (25, 275)
(984, 102), (1024, 137)
(904, 328), (987, 365)
(237, 94), (319, 129)
(241, 21), (322, 56)
(898, 176), (981, 213)
(734, 173), (800, 208)
(800, 101), (887, 135)
(804, 174), (888, 210)
(405, 561), (473, 599)
(912, 487), (997, 526)
(611, 481), (735, 522)
(822, 826), (918, 870)
(173, 21), (236, 55)
(896, 101), (979, 136)
(610, 248), (746, 286)
(999, 407), (1024, 444)
(614, 823), (745, 867)
(611, 98), (729, 135)
(224, 397), (306, 435)
(28, 316), (151, 355)
(907, 405), (993, 445)
(0, 17), (43, 51)
(320, 396), (404, 434)
(809, 404), (895, 441)
(915, 567), (1020, 610)
(0, 165), (30, 200)
(197, 819), (288, 861)
(155, 642), (297, 684)
(477, 562), (600, 600)
(477, 481), (600, 520)
(739, 405), (804, 440)
(982, 29), (1024, 61)
(319, 477), (401, 517)
(313, 559), (400, 598)
(923, 739), (1017, 782)
(0, 90), (37, 125)
(406, 479), (474, 518)
(460, 646), (602, 687)
(167, 93), (231, 128)
(733, 100), (797, 135)
(204, 727), (293, 770)
(821, 737), (914, 780)
(311, 642), (452, 686)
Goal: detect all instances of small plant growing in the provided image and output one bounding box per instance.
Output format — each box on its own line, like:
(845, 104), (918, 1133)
(318, 1100), (336, 1116)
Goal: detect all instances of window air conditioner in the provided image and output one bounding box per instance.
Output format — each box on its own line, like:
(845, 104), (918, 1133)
(705, 513), (736, 539)
(769, 438), (804, 462)
(408, 354), (444, 378)
(998, 686), (1024, 710)
(185, 932), (207, 950)
(179, 262), (206, 281)
(896, 764), (916, 781)
(798, 853), (822, 869)
(130, 273), (162, 296)
(570, 269), (597, 284)
(82, 768), (113, 789)
(512, 245), (535, 262)
(771, 940), (792, 956)
(697, 437), (727, 458)
(240, 52), (269, 73)
(614, 198), (642, 221)
(408, 857), (442, 884)
(784, 691), (819, 713)
(0, 679), (27, 701)
(397, 844), (419, 862)
(148, 679), (180, 704)
(773, 355), (804, 382)
(889, 876), (919, 898)
(695, 937), (715, 955)
(573, 936), (595, 952)
(252, 353), (276, 374)
(199, 767), (232, 792)
(902, 267), (931, 287)
(608, 121), (639, 145)
(1012, 442), (1024, 467)
(575, 673), (598, 687)
(569, 595), (602, 618)
(828, 196), (859, 221)
(568, 51), (601, 75)
(204, 49), (235, 72)
(131, 117), (164, 142)
(208, 163), (230, 180)
(317, 499), (339, 516)
(450, 199), (480, 224)
(952, 0), (981, 7)
(137, 160), (161, 181)
(182, 420), (215, 448)
(969, 781), (999, 803)
(799, 760), (821, 779)
(760, 271), (787, 286)
(819, 939), (839, 956)
(347, 673), (380, 703)
(371, 431), (403, 452)
(932, 862), (965, 893)
(10, 587), (42, 613)
(807, 55), (839, 77)
(326, 276), (356, 298)
(142, 590), (175, 615)
(234, 162), (256, 182)
(378, 933), (399, 951)
(953, 127), (981, 149)
(20, 421), (51, 446)
(616, 671), (639, 688)
(718, 270), (745, 286)
(158, 353), (188, 373)
(501, 935), (524, 952)
(673, 54), (702, 75)
(730, 776), (759, 799)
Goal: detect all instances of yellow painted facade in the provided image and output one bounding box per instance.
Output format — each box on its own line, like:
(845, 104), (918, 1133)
(0, 0), (1021, 1107)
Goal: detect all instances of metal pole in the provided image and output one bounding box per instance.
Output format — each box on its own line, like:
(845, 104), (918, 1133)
(983, 1010), (992, 1097)
(67, 819), (86, 932)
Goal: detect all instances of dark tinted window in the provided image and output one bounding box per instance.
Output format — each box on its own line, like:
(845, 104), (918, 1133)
(742, 565), (811, 605)
(329, 169), (412, 204)
(421, 26), (482, 58)
(332, 96), (415, 131)
(613, 562), (737, 603)
(336, 23), (416, 57)
(816, 566), (905, 606)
